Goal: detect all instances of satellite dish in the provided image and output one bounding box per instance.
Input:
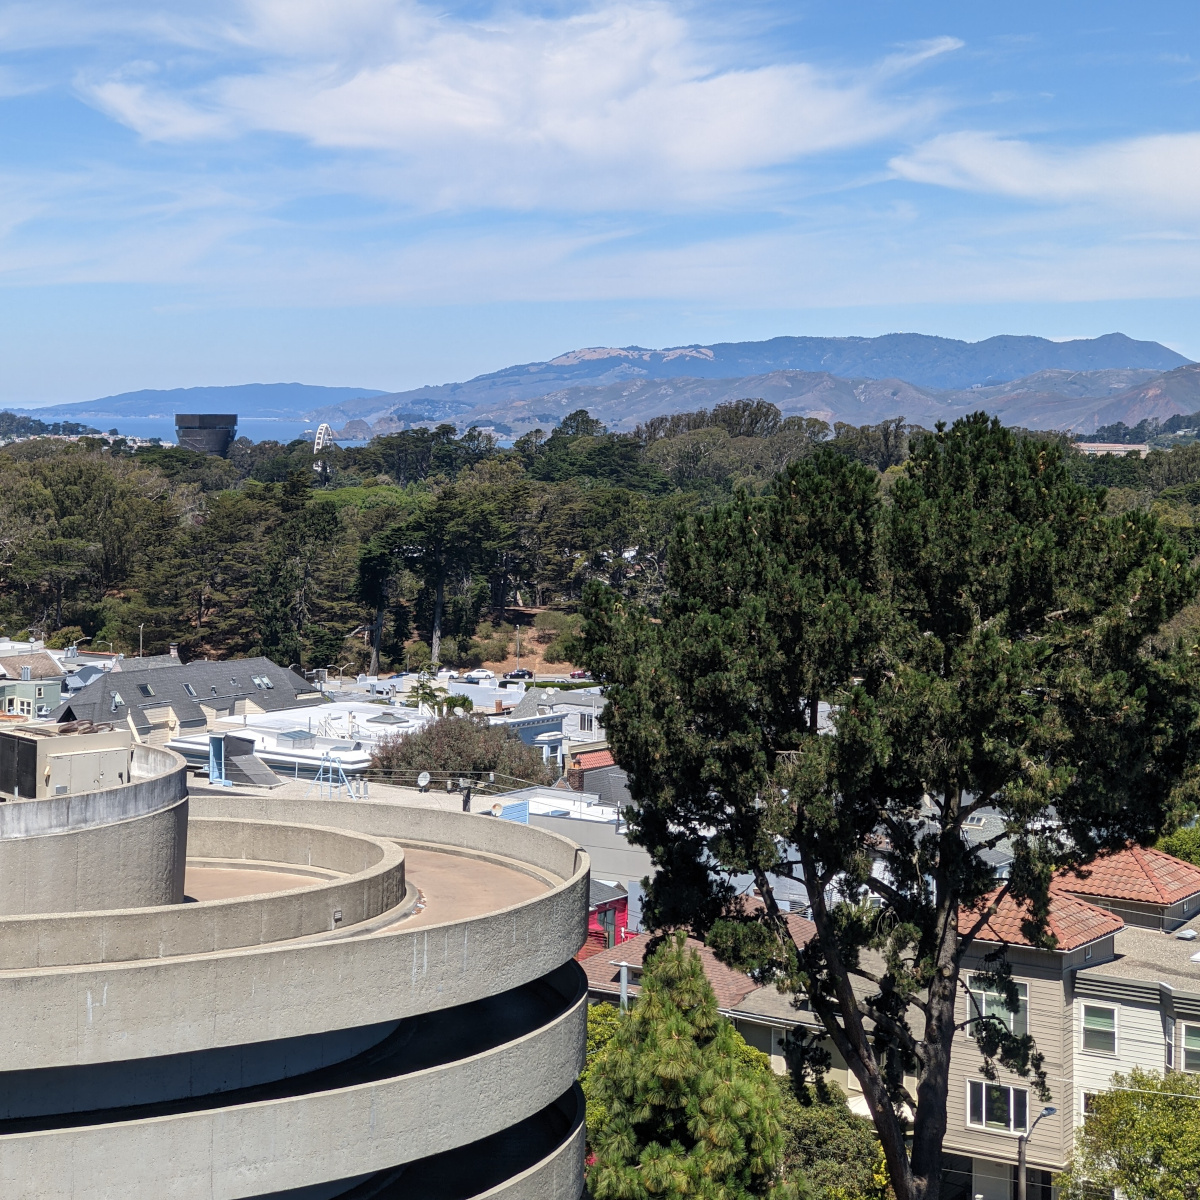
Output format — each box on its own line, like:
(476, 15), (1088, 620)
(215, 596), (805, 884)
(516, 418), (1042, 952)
(417, 771), (431, 791)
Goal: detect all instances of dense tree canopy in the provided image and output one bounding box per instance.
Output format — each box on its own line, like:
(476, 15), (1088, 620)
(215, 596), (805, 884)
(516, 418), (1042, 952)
(1057, 1069), (1200, 1200)
(587, 932), (796, 1199)
(0, 405), (946, 666)
(581, 415), (1200, 1200)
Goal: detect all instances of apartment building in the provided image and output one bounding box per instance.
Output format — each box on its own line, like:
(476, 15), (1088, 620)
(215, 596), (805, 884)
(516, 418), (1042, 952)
(944, 846), (1200, 1200)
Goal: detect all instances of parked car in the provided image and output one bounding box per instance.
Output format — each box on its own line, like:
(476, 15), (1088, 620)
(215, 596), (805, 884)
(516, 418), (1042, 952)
(463, 668), (495, 682)
(504, 668), (534, 680)
(569, 669), (591, 680)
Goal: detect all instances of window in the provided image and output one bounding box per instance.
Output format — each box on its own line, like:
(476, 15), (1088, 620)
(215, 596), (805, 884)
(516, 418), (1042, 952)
(183, 683), (197, 698)
(252, 675), (266, 689)
(111, 691), (124, 709)
(1081, 1092), (1098, 1118)
(1082, 1005), (1117, 1055)
(1184, 1025), (1200, 1073)
(968, 1081), (1028, 1133)
(137, 684), (155, 698)
(34, 686), (42, 699)
(579, 712), (594, 732)
(969, 976), (1029, 1037)
(17, 699), (30, 716)
(1084, 946), (1093, 960)
(964, 813), (986, 827)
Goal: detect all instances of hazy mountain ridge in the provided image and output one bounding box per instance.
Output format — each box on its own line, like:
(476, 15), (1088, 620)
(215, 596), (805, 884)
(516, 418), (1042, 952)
(324, 366), (1199, 438)
(10, 383), (388, 423)
(305, 332), (1189, 433)
(0, 334), (1192, 438)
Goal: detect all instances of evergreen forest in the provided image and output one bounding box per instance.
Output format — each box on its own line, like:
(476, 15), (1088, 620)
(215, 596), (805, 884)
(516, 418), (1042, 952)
(3, 400), (1199, 670)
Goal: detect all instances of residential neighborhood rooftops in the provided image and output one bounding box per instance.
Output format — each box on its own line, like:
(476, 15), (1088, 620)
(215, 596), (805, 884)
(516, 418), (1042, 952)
(571, 748), (615, 771)
(583, 923), (817, 1025)
(0, 652), (63, 680)
(510, 687), (604, 718)
(961, 887), (1124, 952)
(1053, 844), (1200, 906)
(589, 879), (626, 908)
(53, 656), (322, 731)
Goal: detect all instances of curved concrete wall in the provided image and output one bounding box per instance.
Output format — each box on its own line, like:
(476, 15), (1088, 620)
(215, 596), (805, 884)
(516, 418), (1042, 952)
(0, 807), (588, 1071)
(0, 819), (407, 969)
(0, 965), (587, 1200)
(477, 1088), (586, 1200)
(0, 788), (590, 1197)
(0, 745), (188, 915)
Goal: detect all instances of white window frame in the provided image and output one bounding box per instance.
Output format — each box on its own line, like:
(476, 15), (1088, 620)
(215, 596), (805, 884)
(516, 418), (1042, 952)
(579, 712), (594, 732)
(17, 699), (31, 716)
(968, 976), (1029, 1038)
(1081, 1003), (1118, 1056)
(1183, 1023), (1200, 1073)
(967, 1079), (1029, 1134)
(1081, 1091), (1098, 1118)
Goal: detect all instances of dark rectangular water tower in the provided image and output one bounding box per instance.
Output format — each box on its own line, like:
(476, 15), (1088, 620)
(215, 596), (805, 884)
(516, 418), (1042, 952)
(175, 414), (238, 457)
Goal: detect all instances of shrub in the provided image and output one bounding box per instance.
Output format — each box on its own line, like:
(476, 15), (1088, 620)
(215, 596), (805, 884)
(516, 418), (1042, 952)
(370, 714), (555, 785)
(587, 932), (797, 1199)
(45, 625), (86, 650)
(779, 1083), (891, 1200)
(534, 610), (582, 663)
(1158, 825), (1200, 866)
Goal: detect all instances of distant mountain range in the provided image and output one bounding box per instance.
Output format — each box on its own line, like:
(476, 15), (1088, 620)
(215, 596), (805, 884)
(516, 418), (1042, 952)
(9, 383), (387, 424)
(3, 334), (1194, 438)
(305, 333), (1192, 437)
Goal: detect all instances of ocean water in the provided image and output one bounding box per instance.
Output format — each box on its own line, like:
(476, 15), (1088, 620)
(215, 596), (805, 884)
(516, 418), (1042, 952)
(89, 416), (366, 446)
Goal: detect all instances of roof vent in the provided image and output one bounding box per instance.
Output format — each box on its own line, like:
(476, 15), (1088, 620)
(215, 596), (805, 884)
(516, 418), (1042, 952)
(1177, 928), (1198, 940)
(20, 666), (30, 681)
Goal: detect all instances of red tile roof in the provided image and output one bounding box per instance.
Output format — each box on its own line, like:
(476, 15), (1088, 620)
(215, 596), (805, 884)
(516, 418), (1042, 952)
(959, 888), (1123, 952)
(582, 915), (816, 1011)
(1053, 845), (1200, 906)
(573, 749), (615, 770)
(582, 933), (757, 1009)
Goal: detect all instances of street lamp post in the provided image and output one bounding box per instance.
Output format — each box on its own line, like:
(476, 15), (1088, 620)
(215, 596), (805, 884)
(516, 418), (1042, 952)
(1017, 1106), (1057, 1200)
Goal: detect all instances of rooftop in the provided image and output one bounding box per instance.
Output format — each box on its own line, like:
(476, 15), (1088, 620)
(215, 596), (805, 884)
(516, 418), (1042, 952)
(1053, 844), (1200, 906)
(1079, 913), (1200, 991)
(0, 652), (63, 681)
(961, 887), (1124, 952)
(54, 656), (322, 730)
(582, 917), (817, 1026)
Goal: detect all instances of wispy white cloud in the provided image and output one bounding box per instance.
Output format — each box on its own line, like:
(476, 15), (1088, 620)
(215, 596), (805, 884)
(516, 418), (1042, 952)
(72, 1), (957, 210)
(891, 130), (1200, 220)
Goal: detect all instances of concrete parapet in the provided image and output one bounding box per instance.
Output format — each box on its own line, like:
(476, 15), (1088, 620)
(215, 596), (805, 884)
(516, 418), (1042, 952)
(0, 819), (407, 969)
(0, 779), (590, 1196)
(0, 745), (188, 915)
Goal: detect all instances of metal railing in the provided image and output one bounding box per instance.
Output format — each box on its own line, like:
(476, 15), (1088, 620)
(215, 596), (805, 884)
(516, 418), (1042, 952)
(358, 767), (552, 795)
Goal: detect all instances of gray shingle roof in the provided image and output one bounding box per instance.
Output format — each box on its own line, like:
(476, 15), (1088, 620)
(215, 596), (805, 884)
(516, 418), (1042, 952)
(589, 879), (627, 908)
(509, 687), (604, 719)
(53, 657), (323, 731)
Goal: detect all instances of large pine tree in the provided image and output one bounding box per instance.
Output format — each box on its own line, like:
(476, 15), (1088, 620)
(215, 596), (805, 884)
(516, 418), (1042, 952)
(588, 932), (796, 1199)
(582, 416), (1200, 1200)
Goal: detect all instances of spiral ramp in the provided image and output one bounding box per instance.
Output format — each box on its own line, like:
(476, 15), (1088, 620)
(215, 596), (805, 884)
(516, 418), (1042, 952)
(0, 745), (589, 1199)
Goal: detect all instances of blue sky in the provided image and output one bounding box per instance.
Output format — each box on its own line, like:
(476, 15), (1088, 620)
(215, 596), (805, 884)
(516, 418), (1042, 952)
(2, 0), (1199, 403)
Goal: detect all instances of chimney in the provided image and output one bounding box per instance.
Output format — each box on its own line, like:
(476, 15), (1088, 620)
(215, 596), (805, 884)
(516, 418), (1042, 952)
(20, 666), (31, 681)
(494, 700), (503, 714)
(169, 643), (179, 660)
